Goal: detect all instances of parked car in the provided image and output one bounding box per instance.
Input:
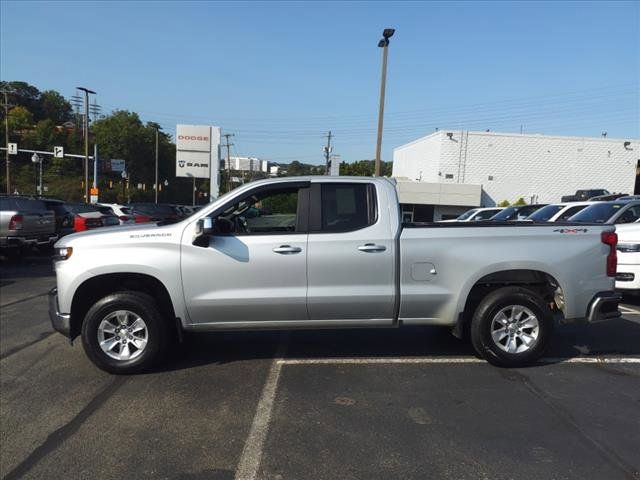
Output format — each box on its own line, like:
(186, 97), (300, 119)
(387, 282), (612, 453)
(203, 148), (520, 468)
(440, 207), (504, 222)
(50, 177), (620, 374)
(589, 193), (629, 202)
(525, 202), (591, 222)
(39, 198), (75, 238)
(0, 195), (57, 254)
(128, 203), (181, 223)
(568, 200), (640, 224)
(66, 204), (121, 232)
(489, 204), (547, 221)
(561, 189), (610, 202)
(614, 224), (640, 293)
(96, 203), (135, 225)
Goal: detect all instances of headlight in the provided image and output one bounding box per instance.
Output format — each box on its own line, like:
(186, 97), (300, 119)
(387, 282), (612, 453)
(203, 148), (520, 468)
(54, 247), (73, 261)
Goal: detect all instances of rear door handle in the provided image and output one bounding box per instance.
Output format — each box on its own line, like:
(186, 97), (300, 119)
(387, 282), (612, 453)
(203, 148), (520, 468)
(273, 245), (302, 254)
(358, 243), (386, 253)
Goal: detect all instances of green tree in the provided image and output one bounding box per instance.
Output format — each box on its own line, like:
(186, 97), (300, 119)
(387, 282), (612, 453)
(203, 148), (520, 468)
(39, 90), (73, 123)
(497, 200), (510, 207)
(513, 197), (527, 205)
(7, 106), (34, 131)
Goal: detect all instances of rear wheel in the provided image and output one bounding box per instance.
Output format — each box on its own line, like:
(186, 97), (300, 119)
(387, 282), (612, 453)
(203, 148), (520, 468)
(470, 286), (554, 367)
(81, 291), (169, 374)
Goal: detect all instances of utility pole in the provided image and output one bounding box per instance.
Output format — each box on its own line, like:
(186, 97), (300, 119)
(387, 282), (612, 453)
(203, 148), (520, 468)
(154, 127), (159, 203)
(222, 133), (234, 192)
(323, 131), (333, 175)
(374, 28), (395, 177)
(77, 87), (96, 203)
(2, 87), (14, 194)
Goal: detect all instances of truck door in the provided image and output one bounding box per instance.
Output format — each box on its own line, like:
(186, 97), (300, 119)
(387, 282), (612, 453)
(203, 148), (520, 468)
(306, 181), (396, 322)
(181, 182), (309, 325)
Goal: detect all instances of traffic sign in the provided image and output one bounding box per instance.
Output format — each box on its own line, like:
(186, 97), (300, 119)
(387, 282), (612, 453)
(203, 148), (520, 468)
(8, 143), (17, 155)
(54, 146), (64, 158)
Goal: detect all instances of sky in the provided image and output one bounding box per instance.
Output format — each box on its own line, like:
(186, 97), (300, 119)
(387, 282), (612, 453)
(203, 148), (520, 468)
(1, 0), (638, 165)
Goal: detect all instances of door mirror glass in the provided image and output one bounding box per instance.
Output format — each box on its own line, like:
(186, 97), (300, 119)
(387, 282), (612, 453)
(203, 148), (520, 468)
(196, 217), (214, 236)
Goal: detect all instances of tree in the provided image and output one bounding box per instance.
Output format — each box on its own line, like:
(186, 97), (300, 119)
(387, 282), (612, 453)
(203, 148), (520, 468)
(7, 106), (34, 131)
(340, 160), (392, 176)
(513, 197), (527, 205)
(39, 90), (73, 124)
(497, 200), (510, 207)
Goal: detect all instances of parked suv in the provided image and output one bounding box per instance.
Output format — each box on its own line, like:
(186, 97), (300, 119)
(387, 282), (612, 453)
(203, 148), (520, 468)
(0, 195), (57, 254)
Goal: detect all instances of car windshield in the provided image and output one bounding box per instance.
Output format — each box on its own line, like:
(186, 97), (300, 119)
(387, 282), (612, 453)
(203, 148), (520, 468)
(68, 204), (99, 214)
(131, 204), (175, 215)
(527, 204), (564, 221)
(456, 209), (479, 220)
(490, 207), (517, 220)
(568, 203), (624, 223)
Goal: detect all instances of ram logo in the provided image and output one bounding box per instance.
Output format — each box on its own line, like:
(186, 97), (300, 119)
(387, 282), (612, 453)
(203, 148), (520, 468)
(178, 160), (185, 168)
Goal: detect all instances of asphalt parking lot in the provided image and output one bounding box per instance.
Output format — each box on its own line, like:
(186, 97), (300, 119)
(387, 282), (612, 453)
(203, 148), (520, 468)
(1, 253), (639, 480)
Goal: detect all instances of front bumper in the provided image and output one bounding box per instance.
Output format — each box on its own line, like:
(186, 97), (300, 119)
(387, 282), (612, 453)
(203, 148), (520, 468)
(586, 291), (622, 323)
(48, 288), (71, 337)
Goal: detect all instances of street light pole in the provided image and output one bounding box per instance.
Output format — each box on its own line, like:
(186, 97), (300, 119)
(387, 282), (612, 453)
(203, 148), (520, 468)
(154, 127), (159, 204)
(31, 153), (42, 195)
(374, 28), (395, 177)
(77, 87), (96, 202)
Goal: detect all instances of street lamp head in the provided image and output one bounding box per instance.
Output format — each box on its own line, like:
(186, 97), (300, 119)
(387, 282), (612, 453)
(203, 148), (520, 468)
(31, 153), (40, 164)
(77, 87), (97, 95)
(378, 39), (387, 48)
(382, 28), (395, 39)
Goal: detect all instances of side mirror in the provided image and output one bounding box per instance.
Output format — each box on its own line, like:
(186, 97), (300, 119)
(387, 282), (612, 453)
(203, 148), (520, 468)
(194, 217), (215, 246)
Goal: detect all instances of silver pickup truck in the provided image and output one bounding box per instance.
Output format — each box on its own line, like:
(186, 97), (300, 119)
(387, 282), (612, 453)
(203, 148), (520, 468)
(49, 177), (621, 373)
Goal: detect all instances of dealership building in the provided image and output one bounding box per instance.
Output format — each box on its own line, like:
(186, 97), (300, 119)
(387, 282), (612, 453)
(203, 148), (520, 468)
(392, 130), (638, 221)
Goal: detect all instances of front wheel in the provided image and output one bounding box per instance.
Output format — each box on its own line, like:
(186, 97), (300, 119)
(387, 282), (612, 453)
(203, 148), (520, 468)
(470, 286), (554, 367)
(81, 291), (169, 374)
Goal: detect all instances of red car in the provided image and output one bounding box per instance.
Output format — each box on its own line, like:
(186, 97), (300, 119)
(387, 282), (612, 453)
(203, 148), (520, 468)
(65, 204), (120, 232)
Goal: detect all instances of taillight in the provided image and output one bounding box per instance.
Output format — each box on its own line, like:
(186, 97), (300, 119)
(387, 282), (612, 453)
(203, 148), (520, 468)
(601, 231), (618, 277)
(74, 215), (87, 232)
(119, 215), (131, 222)
(8, 214), (23, 230)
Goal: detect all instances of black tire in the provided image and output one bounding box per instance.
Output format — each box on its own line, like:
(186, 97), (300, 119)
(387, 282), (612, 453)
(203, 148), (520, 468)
(81, 291), (170, 374)
(470, 286), (554, 367)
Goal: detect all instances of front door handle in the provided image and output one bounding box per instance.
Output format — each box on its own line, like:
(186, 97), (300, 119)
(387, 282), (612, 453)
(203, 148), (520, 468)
(358, 243), (386, 253)
(273, 245), (302, 254)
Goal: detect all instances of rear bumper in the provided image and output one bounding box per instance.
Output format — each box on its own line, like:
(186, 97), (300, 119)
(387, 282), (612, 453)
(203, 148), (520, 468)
(48, 288), (71, 337)
(1, 234), (58, 247)
(586, 291), (622, 323)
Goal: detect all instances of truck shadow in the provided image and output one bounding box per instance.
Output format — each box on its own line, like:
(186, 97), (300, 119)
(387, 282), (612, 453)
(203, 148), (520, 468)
(153, 318), (640, 373)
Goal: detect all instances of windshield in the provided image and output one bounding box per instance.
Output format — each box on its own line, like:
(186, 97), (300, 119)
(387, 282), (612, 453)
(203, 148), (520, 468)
(527, 204), (564, 221)
(490, 207), (517, 220)
(569, 203), (623, 223)
(456, 209), (479, 220)
(67, 204), (99, 214)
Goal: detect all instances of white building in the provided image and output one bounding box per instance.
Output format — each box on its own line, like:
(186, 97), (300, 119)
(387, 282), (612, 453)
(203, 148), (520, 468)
(393, 131), (638, 208)
(224, 156), (268, 173)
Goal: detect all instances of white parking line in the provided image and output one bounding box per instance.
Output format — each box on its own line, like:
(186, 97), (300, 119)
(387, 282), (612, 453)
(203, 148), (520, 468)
(278, 356), (640, 365)
(234, 336), (289, 480)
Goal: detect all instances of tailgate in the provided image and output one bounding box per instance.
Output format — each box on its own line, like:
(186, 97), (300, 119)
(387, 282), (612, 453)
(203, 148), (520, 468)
(22, 210), (55, 236)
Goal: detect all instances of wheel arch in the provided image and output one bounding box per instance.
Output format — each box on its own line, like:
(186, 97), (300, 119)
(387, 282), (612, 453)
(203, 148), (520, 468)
(70, 272), (178, 340)
(453, 268), (565, 339)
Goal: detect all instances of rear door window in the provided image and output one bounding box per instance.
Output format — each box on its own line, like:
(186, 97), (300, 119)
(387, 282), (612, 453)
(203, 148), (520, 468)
(319, 183), (377, 232)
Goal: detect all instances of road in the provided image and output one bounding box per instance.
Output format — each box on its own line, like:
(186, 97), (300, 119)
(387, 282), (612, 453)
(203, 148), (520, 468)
(1, 254), (639, 480)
